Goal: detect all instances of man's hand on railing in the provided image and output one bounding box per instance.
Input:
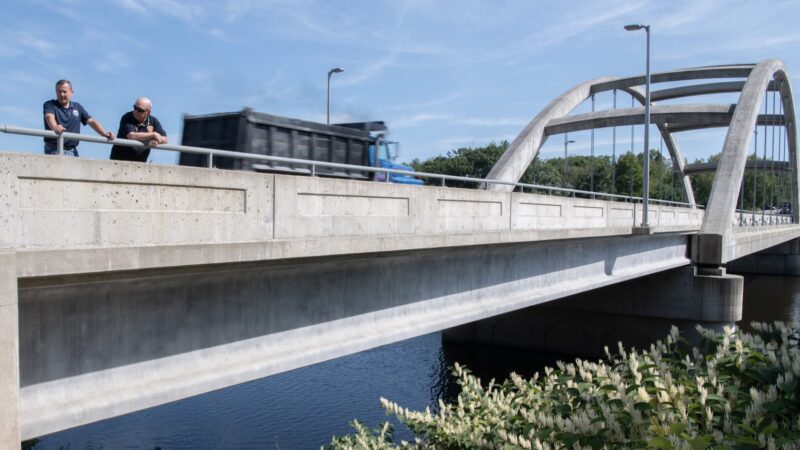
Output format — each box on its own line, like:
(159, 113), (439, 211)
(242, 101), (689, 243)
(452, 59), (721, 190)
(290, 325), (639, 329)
(104, 131), (114, 141)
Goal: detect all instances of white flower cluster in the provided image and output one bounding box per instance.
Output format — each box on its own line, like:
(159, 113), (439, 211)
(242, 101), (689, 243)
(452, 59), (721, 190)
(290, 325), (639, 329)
(328, 322), (800, 450)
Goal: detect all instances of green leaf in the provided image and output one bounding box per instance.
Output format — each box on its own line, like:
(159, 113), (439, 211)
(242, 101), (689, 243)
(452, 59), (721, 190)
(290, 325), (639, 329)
(536, 427), (553, 440)
(648, 436), (672, 449)
(557, 432), (580, 447)
(759, 421), (778, 435)
(731, 435), (762, 448)
(634, 401), (654, 412)
(669, 422), (687, 435)
(689, 435), (714, 450)
(706, 394), (728, 404)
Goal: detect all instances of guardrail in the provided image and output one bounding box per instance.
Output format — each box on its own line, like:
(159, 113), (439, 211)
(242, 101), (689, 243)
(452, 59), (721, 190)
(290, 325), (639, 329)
(734, 208), (794, 226)
(1, 124), (696, 208)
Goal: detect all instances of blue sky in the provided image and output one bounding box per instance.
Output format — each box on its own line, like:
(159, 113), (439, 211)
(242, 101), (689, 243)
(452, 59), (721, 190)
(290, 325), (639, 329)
(1, 0), (798, 166)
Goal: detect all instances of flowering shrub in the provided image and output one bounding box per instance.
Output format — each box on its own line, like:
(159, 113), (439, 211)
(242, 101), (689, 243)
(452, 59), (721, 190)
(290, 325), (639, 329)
(328, 322), (800, 449)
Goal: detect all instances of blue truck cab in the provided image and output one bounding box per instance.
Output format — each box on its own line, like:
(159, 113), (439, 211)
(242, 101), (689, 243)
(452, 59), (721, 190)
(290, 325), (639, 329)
(368, 139), (424, 185)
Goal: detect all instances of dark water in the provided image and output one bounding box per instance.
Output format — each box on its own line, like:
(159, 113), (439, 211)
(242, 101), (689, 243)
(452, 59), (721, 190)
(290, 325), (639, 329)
(26, 274), (800, 450)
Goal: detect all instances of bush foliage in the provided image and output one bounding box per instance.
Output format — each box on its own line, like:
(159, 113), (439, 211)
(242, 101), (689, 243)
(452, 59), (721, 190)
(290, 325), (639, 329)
(329, 323), (800, 449)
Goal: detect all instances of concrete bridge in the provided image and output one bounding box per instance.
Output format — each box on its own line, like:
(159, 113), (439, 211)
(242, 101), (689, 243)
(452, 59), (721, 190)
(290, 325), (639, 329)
(1, 58), (798, 446)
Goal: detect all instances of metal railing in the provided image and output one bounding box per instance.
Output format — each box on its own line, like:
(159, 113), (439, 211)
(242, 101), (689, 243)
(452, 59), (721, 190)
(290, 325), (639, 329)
(1, 124), (696, 208)
(734, 208), (794, 226)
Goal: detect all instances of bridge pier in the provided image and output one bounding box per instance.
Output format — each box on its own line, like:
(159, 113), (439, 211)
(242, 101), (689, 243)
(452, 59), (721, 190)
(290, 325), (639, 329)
(726, 239), (800, 276)
(0, 250), (20, 449)
(444, 265), (743, 356)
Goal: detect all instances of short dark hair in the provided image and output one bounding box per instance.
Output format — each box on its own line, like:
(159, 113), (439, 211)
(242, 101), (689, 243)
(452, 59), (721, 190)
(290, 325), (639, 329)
(55, 79), (73, 90)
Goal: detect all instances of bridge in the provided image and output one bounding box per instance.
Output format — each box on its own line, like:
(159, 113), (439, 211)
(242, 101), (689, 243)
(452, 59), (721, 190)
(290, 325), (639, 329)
(1, 58), (798, 446)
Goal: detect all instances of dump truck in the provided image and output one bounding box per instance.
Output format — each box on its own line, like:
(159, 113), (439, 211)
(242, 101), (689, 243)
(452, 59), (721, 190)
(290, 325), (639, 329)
(178, 108), (422, 184)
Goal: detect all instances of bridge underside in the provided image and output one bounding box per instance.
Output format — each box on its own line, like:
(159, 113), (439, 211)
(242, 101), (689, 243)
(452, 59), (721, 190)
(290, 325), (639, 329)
(17, 233), (690, 439)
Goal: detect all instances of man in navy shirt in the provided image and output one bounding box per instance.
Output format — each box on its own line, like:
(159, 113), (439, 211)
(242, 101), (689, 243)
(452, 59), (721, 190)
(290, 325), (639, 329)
(43, 79), (114, 156)
(110, 97), (168, 162)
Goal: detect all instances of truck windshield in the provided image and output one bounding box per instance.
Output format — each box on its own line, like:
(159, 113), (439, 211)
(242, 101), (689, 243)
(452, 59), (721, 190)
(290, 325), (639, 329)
(379, 142), (397, 161)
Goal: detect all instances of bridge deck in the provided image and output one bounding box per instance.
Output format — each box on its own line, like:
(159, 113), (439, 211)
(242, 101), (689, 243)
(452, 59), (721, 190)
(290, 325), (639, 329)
(1, 152), (795, 440)
(2, 152), (702, 278)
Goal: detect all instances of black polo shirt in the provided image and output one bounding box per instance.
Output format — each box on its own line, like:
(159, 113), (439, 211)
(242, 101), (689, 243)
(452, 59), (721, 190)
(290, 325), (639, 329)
(42, 100), (91, 148)
(109, 111), (167, 162)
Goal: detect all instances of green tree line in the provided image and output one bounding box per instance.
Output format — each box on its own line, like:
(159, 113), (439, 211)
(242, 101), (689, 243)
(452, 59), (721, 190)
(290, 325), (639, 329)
(410, 142), (792, 211)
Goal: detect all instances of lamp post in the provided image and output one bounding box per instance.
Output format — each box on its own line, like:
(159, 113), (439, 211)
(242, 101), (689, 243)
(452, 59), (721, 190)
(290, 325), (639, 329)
(563, 135), (575, 189)
(327, 67), (344, 125)
(625, 23), (651, 227)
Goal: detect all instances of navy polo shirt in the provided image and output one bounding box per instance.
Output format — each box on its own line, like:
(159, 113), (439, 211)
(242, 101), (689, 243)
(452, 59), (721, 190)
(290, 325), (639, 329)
(43, 99), (91, 148)
(109, 111), (167, 162)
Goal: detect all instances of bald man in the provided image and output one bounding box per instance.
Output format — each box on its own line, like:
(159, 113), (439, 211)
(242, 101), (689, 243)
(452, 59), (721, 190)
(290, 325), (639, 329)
(110, 97), (168, 162)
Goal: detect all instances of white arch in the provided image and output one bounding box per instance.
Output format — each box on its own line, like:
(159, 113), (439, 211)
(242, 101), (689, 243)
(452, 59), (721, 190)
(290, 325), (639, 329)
(696, 59), (797, 265)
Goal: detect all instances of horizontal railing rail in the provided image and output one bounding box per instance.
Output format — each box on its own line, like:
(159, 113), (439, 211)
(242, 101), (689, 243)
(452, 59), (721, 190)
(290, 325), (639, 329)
(1, 124), (697, 208)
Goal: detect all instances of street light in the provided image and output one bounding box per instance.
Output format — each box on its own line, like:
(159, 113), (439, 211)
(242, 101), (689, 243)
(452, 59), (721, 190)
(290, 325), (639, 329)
(625, 23), (651, 228)
(327, 67), (344, 125)
(563, 135), (575, 189)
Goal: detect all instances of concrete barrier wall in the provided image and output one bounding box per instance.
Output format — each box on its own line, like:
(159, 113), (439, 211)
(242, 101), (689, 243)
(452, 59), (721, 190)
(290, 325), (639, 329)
(0, 152), (703, 259)
(0, 153), (273, 250)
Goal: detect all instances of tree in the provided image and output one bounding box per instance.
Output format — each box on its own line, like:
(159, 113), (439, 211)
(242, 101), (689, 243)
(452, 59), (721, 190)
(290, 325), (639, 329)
(614, 151), (643, 198)
(411, 142), (509, 188)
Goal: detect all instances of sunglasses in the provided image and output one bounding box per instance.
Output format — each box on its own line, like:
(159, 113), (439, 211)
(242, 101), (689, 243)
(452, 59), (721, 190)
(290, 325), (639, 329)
(133, 106), (150, 113)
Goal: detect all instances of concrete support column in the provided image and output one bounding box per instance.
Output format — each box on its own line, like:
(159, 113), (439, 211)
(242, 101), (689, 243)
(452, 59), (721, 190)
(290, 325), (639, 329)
(0, 250), (19, 448)
(445, 266), (743, 357)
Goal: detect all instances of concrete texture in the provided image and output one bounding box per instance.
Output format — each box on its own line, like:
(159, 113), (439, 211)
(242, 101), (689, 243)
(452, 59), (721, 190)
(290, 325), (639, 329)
(485, 59), (797, 266)
(650, 81), (748, 101)
(17, 232), (692, 439)
(0, 153), (272, 250)
(0, 152), (704, 277)
(0, 250), (19, 449)
(727, 238), (800, 275)
(589, 64), (755, 94)
(699, 59), (797, 266)
(0, 104), (794, 440)
(446, 265), (743, 356)
(544, 104), (740, 135)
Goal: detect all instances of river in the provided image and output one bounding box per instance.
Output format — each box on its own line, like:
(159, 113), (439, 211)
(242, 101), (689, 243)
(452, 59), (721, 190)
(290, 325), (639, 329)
(24, 273), (800, 449)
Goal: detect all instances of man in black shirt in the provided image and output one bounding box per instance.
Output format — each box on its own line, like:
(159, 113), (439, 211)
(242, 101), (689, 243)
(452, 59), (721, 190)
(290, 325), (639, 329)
(110, 97), (168, 162)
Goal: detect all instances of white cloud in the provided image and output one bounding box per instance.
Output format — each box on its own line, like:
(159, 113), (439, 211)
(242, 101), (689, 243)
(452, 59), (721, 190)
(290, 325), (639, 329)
(336, 55), (396, 87)
(462, 117), (528, 127)
(392, 113), (453, 128)
(18, 32), (54, 55)
(112, 0), (147, 14)
(391, 93), (464, 110)
(188, 70), (217, 95)
(94, 51), (129, 72)
(115, 0), (206, 23)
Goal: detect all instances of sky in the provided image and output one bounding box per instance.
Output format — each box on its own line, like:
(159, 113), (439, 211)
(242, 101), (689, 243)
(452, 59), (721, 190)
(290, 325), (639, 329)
(1, 0), (799, 167)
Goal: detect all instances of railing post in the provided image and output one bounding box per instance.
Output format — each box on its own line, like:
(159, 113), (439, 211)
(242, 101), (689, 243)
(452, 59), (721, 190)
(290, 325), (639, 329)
(207, 153), (214, 168)
(57, 134), (64, 155)
(311, 164), (316, 178)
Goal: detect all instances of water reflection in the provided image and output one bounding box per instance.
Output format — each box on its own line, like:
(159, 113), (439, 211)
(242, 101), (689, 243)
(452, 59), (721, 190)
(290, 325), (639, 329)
(739, 274), (800, 329)
(26, 273), (800, 449)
